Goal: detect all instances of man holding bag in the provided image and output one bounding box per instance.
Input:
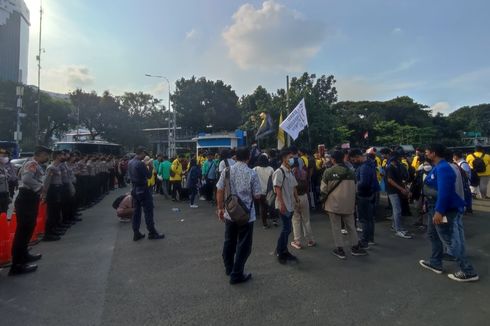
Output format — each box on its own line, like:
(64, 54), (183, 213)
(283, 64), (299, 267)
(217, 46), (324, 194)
(216, 147), (261, 285)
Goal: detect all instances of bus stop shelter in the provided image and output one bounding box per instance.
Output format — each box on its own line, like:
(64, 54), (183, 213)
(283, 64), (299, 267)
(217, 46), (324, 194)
(192, 130), (246, 157)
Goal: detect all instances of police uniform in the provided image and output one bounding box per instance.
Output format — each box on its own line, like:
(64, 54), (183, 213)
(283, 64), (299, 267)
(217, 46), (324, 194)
(60, 161), (75, 225)
(10, 147), (50, 276)
(44, 160), (64, 240)
(78, 158), (90, 207)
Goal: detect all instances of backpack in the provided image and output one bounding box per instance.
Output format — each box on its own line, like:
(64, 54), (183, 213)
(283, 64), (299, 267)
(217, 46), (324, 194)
(266, 168), (285, 207)
(471, 154), (487, 174)
(455, 164), (472, 209)
(112, 194), (126, 209)
(293, 165), (309, 196)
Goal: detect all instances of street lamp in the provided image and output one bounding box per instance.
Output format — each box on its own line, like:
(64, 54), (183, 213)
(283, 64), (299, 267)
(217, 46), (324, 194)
(145, 74), (175, 157)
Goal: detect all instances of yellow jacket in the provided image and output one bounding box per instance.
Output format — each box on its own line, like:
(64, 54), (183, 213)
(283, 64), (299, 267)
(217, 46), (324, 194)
(467, 151), (490, 177)
(411, 155), (421, 170)
(170, 159), (183, 181)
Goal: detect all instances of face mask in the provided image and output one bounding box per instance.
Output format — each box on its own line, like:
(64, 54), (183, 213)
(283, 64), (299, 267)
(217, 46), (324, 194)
(288, 158), (295, 167)
(0, 157), (8, 164)
(423, 164), (432, 172)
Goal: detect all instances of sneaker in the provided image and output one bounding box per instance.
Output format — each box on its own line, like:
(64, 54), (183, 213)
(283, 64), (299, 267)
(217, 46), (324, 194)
(332, 247), (346, 260)
(190, 204), (199, 208)
(285, 252), (298, 262)
(272, 220), (279, 227)
(341, 229), (348, 235)
(307, 240), (316, 247)
(351, 246), (368, 256)
(356, 227), (363, 232)
(359, 242), (370, 250)
(419, 260), (443, 274)
(395, 231), (413, 239)
(448, 271), (479, 282)
(368, 241), (376, 246)
(290, 241), (302, 250)
(263, 224), (270, 229)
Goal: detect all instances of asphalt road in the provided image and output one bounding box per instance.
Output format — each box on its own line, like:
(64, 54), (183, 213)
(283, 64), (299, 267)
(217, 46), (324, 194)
(1, 190), (489, 326)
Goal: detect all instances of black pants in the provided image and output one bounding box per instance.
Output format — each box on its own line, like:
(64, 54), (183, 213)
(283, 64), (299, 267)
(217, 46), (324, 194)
(46, 185), (62, 233)
(171, 181), (182, 200)
(222, 220), (254, 281)
(116, 172), (126, 188)
(0, 192), (9, 214)
(12, 189), (39, 265)
(61, 184), (74, 223)
(109, 169), (115, 190)
(205, 179), (216, 201)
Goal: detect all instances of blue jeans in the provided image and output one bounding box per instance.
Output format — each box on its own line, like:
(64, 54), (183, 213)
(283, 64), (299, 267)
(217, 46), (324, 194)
(222, 220), (254, 281)
(276, 211), (293, 255)
(388, 194), (404, 232)
(189, 186), (198, 205)
(357, 194), (376, 244)
(427, 206), (476, 275)
(132, 187), (157, 234)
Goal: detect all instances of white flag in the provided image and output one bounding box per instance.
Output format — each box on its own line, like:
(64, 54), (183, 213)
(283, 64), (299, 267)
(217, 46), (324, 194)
(279, 98), (308, 141)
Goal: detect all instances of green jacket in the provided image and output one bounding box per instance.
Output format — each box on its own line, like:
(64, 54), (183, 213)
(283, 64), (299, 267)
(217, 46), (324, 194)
(158, 160), (172, 180)
(321, 164), (356, 215)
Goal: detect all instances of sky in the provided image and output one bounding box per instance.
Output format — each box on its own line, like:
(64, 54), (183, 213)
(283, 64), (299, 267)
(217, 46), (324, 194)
(23, 0), (490, 114)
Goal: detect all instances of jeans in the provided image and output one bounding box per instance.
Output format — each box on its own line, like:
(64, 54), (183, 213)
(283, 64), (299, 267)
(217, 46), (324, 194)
(357, 194), (376, 244)
(276, 211), (293, 255)
(388, 194), (404, 232)
(171, 181), (182, 200)
(427, 206), (476, 275)
(132, 187), (157, 234)
(162, 179), (170, 197)
(189, 186), (198, 205)
(222, 220), (254, 280)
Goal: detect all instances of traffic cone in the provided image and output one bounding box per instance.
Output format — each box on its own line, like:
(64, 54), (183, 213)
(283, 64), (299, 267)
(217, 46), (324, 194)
(0, 212), (12, 267)
(36, 202), (47, 237)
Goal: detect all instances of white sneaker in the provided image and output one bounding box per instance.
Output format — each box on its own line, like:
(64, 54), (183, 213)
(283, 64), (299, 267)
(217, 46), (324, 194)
(341, 229), (348, 235)
(356, 227), (363, 232)
(190, 204), (199, 208)
(395, 231), (413, 239)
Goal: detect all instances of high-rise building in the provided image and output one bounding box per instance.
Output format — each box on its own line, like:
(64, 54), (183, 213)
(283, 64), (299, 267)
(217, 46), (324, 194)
(0, 0), (30, 84)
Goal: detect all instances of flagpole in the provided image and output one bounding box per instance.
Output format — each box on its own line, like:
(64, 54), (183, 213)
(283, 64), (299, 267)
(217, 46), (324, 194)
(286, 75), (291, 147)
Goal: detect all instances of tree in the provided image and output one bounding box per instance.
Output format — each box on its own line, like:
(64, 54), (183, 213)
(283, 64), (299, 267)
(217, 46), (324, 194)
(171, 77), (240, 133)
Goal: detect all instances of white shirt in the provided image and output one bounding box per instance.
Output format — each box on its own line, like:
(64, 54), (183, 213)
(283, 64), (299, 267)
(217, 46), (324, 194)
(253, 166), (274, 195)
(218, 159), (236, 174)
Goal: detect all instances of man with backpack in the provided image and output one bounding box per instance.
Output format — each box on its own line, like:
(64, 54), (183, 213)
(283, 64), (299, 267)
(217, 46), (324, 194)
(466, 146), (490, 199)
(202, 153), (218, 202)
(216, 147), (261, 285)
(290, 152), (315, 250)
(453, 151), (473, 213)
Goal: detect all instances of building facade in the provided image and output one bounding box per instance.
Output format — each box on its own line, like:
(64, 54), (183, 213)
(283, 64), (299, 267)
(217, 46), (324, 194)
(0, 0), (30, 84)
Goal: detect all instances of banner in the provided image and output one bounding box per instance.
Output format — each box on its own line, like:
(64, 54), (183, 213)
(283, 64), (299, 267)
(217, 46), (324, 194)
(279, 98), (308, 141)
(255, 112), (274, 139)
(277, 111), (286, 150)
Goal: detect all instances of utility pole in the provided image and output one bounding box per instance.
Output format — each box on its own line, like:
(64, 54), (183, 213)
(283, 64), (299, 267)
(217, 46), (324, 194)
(36, 0), (43, 145)
(15, 85), (24, 147)
(286, 75), (291, 147)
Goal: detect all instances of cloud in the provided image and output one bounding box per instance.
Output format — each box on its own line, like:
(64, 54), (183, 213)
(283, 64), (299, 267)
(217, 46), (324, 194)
(430, 101), (452, 115)
(392, 27), (402, 34)
(41, 65), (95, 93)
(185, 28), (197, 40)
(222, 0), (326, 71)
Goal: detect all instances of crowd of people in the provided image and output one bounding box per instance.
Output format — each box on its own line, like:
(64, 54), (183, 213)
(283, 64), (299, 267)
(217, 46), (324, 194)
(212, 143), (483, 284)
(2, 142), (486, 285)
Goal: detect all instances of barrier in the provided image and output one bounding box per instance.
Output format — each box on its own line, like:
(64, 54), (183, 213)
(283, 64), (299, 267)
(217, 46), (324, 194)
(0, 212), (12, 267)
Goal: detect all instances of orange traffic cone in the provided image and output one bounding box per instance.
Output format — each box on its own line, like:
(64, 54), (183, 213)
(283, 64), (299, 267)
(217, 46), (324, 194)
(35, 202), (47, 237)
(0, 212), (12, 267)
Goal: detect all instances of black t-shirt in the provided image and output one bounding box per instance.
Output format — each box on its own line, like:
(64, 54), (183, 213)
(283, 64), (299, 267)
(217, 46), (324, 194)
(385, 162), (403, 195)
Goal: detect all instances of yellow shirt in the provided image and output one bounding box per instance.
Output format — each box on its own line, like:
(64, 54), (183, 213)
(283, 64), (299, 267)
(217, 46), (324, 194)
(375, 156), (382, 183)
(300, 155), (309, 168)
(411, 155), (421, 170)
(467, 151), (490, 177)
(170, 159), (183, 181)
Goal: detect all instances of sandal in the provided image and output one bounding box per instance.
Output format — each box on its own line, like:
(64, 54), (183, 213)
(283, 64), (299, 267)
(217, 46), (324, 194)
(290, 241), (302, 250)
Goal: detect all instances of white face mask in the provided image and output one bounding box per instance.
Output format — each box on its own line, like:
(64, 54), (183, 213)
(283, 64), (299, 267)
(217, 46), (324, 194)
(423, 164), (432, 172)
(0, 157), (9, 164)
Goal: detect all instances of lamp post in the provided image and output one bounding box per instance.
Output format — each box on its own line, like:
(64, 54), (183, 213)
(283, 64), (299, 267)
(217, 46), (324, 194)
(144, 74), (174, 157)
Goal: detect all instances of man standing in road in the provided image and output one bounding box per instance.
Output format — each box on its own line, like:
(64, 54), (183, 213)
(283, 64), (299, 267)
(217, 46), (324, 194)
(466, 145), (490, 199)
(419, 144), (479, 282)
(216, 147), (261, 285)
(128, 147), (165, 242)
(170, 154), (183, 201)
(274, 148), (299, 264)
(158, 155), (172, 199)
(9, 146), (51, 276)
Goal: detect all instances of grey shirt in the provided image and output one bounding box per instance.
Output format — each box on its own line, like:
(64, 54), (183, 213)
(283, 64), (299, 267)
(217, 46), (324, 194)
(60, 162), (70, 184)
(273, 165), (298, 213)
(18, 158), (45, 193)
(44, 162), (63, 189)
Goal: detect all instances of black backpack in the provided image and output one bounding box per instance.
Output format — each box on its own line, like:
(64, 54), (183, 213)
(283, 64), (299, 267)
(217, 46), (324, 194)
(472, 154), (487, 174)
(112, 194), (126, 209)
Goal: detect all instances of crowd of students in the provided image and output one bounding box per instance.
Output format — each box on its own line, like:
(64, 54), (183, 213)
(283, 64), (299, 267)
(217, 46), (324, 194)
(212, 143), (482, 284)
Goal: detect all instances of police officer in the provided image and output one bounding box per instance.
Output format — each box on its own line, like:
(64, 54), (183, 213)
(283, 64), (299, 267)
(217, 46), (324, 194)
(128, 147), (165, 241)
(77, 155), (90, 208)
(9, 146), (51, 276)
(60, 150), (76, 226)
(43, 150), (65, 241)
(0, 148), (11, 213)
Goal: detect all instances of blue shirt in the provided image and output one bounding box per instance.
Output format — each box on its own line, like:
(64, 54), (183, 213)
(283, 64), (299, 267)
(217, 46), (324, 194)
(128, 158), (151, 188)
(424, 159), (465, 214)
